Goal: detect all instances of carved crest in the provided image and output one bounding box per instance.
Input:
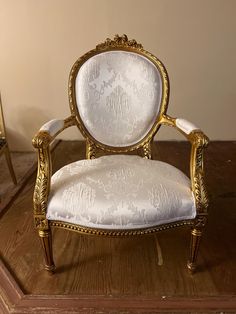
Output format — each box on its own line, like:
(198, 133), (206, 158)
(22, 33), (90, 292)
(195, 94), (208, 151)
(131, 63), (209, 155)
(96, 34), (143, 50)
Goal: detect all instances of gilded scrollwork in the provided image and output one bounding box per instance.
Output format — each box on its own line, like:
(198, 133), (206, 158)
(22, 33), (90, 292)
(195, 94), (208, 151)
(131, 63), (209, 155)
(191, 131), (209, 148)
(193, 170), (209, 213)
(158, 116), (209, 218)
(33, 146), (51, 217)
(96, 34), (143, 50)
(33, 117), (77, 228)
(32, 131), (52, 149)
(190, 131), (209, 215)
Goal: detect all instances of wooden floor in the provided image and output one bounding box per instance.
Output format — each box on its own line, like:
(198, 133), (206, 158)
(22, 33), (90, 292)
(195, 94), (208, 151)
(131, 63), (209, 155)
(0, 151), (36, 214)
(0, 141), (236, 313)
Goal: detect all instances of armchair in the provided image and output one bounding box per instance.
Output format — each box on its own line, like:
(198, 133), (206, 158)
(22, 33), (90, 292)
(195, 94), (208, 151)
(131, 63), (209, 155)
(32, 35), (209, 274)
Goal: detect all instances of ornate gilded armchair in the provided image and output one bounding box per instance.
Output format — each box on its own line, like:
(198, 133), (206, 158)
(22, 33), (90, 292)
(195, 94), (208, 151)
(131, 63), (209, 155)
(32, 35), (209, 274)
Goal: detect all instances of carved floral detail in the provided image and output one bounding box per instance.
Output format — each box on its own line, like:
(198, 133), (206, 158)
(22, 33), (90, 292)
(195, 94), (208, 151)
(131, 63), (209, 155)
(191, 132), (209, 214)
(193, 170), (209, 213)
(96, 34), (143, 50)
(33, 147), (50, 216)
(33, 116), (77, 223)
(32, 131), (51, 149)
(191, 131), (209, 148)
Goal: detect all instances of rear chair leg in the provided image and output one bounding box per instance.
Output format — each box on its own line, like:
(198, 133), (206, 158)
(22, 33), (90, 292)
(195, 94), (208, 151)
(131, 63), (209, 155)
(5, 146), (17, 185)
(38, 229), (55, 273)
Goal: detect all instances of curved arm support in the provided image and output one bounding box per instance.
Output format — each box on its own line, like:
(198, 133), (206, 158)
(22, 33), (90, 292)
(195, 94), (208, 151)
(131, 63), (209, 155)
(160, 115), (209, 218)
(32, 115), (76, 230)
(189, 131), (209, 215)
(32, 115), (76, 149)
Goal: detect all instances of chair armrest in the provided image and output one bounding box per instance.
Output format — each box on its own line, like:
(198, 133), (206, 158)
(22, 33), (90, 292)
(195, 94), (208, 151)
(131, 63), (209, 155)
(32, 115), (76, 149)
(160, 115), (209, 216)
(40, 119), (65, 136)
(32, 115), (76, 229)
(160, 115), (208, 141)
(175, 118), (200, 135)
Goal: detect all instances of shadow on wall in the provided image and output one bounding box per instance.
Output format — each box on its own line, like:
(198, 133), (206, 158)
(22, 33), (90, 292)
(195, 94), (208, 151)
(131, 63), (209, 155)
(6, 106), (52, 152)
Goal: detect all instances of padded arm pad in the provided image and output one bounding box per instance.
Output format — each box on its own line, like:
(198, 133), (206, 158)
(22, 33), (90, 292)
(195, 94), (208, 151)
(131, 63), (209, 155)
(40, 119), (64, 137)
(175, 118), (200, 135)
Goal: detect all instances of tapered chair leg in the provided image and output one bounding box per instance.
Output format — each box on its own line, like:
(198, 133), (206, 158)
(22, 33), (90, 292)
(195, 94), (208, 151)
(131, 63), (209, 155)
(187, 228), (202, 273)
(4, 145), (17, 185)
(38, 229), (55, 273)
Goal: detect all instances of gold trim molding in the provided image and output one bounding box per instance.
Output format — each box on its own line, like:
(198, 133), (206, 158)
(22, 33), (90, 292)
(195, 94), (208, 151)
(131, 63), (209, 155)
(50, 220), (194, 237)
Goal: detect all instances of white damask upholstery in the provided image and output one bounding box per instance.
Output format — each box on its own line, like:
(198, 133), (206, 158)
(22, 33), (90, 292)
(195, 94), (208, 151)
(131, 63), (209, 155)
(46, 155), (196, 230)
(75, 51), (162, 147)
(40, 119), (64, 136)
(176, 118), (199, 135)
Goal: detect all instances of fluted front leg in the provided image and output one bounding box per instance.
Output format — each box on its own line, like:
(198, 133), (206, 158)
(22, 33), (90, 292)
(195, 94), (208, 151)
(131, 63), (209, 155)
(187, 228), (202, 273)
(38, 229), (55, 273)
(187, 215), (207, 273)
(32, 116), (76, 273)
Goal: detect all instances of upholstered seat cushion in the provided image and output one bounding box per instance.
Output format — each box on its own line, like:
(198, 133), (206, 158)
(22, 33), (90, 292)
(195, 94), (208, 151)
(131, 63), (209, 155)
(46, 155), (196, 230)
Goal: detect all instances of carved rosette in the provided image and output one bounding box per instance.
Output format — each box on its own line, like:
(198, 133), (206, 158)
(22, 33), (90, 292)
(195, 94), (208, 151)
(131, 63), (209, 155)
(194, 215), (208, 230)
(32, 131), (52, 149)
(96, 34), (143, 50)
(35, 216), (49, 229)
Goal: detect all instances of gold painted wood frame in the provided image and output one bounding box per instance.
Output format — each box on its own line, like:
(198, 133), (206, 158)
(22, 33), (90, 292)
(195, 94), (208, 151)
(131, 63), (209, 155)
(68, 34), (169, 156)
(32, 35), (209, 274)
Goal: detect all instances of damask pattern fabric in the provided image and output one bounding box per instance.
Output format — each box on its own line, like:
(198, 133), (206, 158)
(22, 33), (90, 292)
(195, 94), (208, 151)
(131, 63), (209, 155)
(75, 51), (162, 146)
(176, 118), (199, 135)
(46, 155), (196, 230)
(40, 119), (64, 136)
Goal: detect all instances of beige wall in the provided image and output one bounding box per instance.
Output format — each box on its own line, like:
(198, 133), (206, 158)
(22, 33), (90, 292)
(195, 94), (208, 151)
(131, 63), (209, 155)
(0, 0), (236, 151)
